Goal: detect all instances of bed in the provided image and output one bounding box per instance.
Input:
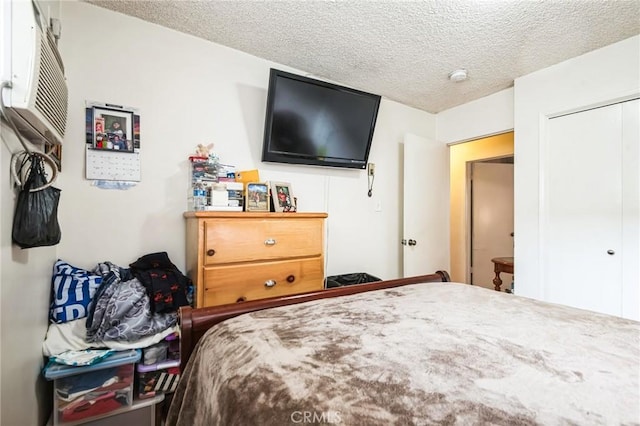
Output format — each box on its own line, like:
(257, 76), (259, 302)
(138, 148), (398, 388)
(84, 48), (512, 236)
(167, 271), (640, 425)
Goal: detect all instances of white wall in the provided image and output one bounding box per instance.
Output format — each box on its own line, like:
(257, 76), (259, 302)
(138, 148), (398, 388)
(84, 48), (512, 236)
(0, 139), (54, 426)
(1, 1), (60, 425)
(436, 88), (514, 144)
(514, 35), (640, 301)
(326, 102), (437, 279)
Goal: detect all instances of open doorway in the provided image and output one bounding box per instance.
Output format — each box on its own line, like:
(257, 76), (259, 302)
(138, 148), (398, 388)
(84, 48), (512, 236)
(468, 157), (514, 289)
(449, 131), (514, 283)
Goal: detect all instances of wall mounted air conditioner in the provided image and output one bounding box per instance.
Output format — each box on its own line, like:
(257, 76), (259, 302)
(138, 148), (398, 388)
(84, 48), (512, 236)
(1, 0), (68, 146)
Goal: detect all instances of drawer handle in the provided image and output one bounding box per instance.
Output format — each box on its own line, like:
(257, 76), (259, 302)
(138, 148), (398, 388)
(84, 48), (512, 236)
(236, 297), (247, 303)
(206, 249), (216, 256)
(264, 238), (277, 246)
(286, 275), (295, 283)
(264, 279), (276, 288)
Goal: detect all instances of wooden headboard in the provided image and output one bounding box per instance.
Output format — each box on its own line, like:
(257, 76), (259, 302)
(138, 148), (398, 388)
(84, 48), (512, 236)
(179, 271), (450, 371)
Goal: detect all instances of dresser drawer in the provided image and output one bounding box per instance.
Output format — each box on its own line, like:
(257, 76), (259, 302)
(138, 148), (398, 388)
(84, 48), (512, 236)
(203, 257), (324, 306)
(203, 218), (323, 265)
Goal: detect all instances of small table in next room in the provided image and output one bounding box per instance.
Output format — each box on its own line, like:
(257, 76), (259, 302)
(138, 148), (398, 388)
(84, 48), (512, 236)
(491, 257), (514, 292)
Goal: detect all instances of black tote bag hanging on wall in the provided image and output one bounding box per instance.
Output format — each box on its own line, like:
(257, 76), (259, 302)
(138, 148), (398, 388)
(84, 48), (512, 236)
(12, 153), (62, 248)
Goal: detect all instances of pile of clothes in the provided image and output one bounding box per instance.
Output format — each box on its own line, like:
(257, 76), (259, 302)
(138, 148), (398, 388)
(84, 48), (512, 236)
(45, 252), (192, 357)
(87, 252), (191, 343)
(56, 365), (133, 422)
(43, 252), (191, 423)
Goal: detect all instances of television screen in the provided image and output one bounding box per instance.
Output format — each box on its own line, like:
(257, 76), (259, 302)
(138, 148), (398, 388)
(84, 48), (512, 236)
(261, 69), (381, 169)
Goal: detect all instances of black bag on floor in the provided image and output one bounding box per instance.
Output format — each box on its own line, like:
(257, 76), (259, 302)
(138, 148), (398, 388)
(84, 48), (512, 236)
(12, 154), (61, 248)
(325, 273), (381, 288)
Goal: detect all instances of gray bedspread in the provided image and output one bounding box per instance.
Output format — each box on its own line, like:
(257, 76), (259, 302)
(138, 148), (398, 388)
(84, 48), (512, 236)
(167, 282), (640, 425)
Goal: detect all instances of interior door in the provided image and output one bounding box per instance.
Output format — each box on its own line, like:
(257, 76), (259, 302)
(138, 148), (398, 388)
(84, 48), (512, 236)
(545, 103), (623, 315)
(470, 161), (514, 289)
(402, 133), (449, 277)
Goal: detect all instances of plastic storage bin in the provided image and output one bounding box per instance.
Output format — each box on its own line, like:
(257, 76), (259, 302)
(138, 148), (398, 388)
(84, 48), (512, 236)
(44, 350), (141, 425)
(136, 359), (181, 399)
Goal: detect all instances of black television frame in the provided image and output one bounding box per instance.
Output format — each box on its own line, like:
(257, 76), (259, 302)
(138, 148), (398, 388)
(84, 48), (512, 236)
(261, 69), (381, 170)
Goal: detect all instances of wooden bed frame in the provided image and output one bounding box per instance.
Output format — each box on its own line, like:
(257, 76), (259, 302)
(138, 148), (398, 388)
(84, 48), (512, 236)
(178, 271), (450, 371)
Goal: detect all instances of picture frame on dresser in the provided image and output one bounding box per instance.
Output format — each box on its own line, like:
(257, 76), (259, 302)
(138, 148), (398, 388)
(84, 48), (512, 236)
(246, 182), (270, 212)
(269, 181), (296, 213)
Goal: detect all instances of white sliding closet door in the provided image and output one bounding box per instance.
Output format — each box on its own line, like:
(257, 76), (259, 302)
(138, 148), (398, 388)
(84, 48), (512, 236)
(544, 99), (638, 319)
(621, 99), (639, 320)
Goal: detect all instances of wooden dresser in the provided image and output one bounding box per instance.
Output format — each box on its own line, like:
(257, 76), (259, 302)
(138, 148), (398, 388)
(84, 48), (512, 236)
(184, 211), (327, 308)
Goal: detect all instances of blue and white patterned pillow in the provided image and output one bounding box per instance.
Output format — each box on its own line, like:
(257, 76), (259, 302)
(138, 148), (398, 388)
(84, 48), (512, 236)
(50, 260), (103, 323)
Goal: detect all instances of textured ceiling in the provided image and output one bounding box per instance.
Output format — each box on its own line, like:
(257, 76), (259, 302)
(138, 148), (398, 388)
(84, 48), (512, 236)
(86, 0), (639, 113)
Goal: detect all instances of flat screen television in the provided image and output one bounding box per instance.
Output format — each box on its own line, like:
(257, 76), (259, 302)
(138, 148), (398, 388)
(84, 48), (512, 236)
(261, 69), (381, 169)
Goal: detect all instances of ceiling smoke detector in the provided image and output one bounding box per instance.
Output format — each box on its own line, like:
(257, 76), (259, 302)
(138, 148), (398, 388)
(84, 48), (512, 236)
(448, 69), (468, 82)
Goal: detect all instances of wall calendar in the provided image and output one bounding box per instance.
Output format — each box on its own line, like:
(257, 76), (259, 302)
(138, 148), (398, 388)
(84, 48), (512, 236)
(85, 147), (141, 181)
(84, 101), (141, 182)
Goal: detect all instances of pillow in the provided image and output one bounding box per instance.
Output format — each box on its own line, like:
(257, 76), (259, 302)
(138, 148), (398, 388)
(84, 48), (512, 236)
(50, 260), (102, 323)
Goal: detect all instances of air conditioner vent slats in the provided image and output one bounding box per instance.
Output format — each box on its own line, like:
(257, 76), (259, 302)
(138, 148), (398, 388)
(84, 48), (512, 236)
(35, 30), (67, 138)
(46, 27), (65, 73)
(5, 0), (68, 146)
